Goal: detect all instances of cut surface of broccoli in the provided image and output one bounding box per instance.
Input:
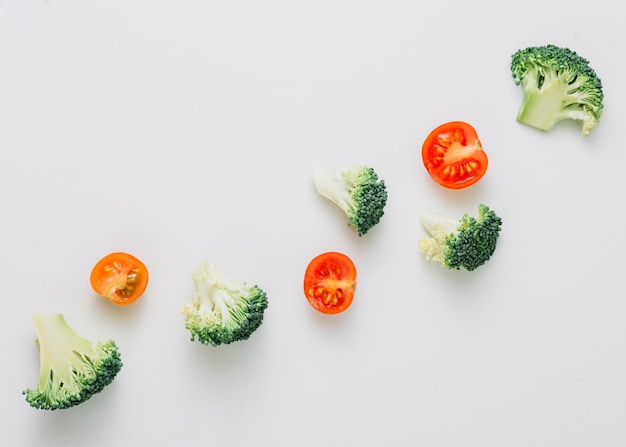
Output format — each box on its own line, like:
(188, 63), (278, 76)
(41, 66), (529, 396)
(511, 44), (603, 136)
(181, 261), (268, 347)
(23, 313), (122, 410)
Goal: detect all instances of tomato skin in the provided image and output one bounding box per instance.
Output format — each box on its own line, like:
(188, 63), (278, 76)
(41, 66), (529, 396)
(90, 252), (149, 306)
(303, 252), (357, 314)
(421, 121), (488, 189)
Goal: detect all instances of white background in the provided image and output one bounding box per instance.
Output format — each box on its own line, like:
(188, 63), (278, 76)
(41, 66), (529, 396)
(1, 1), (625, 446)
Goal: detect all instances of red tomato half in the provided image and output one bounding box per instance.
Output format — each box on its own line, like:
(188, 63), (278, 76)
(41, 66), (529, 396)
(303, 252), (357, 314)
(90, 252), (149, 306)
(422, 121), (488, 189)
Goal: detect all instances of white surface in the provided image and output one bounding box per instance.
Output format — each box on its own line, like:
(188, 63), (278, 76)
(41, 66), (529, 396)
(1, 1), (625, 446)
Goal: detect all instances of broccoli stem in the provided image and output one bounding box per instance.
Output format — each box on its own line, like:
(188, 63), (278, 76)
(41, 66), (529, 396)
(311, 168), (354, 214)
(517, 76), (589, 132)
(33, 314), (94, 389)
(420, 211), (459, 237)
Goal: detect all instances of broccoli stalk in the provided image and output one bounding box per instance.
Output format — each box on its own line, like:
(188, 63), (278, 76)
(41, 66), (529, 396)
(313, 165), (388, 237)
(181, 261), (268, 347)
(418, 204), (502, 271)
(511, 44), (604, 136)
(23, 313), (122, 410)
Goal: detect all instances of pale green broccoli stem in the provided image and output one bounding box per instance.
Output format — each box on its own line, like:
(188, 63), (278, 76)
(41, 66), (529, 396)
(312, 168), (354, 214)
(191, 262), (247, 330)
(33, 314), (95, 390)
(418, 211), (459, 265)
(518, 71), (593, 133)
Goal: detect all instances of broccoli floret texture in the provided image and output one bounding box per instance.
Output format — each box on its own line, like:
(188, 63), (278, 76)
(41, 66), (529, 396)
(23, 313), (122, 410)
(419, 204), (502, 271)
(511, 44), (603, 135)
(313, 165), (388, 237)
(182, 261), (268, 347)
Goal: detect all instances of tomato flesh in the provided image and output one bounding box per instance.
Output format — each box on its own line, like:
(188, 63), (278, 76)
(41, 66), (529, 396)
(422, 121), (488, 189)
(90, 252), (149, 306)
(304, 252), (356, 314)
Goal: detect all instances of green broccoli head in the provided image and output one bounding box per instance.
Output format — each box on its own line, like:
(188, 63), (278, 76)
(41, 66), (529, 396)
(23, 313), (122, 410)
(182, 261), (268, 347)
(313, 165), (388, 237)
(418, 204), (503, 271)
(511, 44), (604, 135)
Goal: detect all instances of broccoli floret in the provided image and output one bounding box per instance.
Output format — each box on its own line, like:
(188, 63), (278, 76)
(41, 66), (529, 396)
(313, 165), (388, 236)
(181, 261), (268, 347)
(511, 44), (604, 135)
(418, 204), (502, 271)
(23, 313), (122, 410)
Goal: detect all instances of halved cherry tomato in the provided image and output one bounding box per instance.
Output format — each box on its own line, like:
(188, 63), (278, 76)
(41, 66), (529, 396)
(422, 121), (488, 189)
(303, 252), (356, 314)
(90, 252), (149, 306)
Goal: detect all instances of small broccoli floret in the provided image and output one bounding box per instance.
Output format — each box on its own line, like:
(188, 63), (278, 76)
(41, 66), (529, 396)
(418, 204), (502, 271)
(511, 44), (604, 135)
(23, 313), (122, 410)
(313, 165), (388, 236)
(182, 261), (268, 347)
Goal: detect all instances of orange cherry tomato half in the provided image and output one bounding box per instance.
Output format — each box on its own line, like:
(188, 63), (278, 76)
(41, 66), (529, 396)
(422, 121), (488, 189)
(90, 252), (149, 306)
(303, 252), (356, 314)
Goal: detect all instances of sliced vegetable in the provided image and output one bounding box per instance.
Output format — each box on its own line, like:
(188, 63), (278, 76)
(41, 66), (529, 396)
(90, 252), (149, 306)
(303, 252), (356, 314)
(421, 121), (488, 189)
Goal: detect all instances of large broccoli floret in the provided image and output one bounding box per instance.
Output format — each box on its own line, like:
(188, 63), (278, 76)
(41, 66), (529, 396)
(313, 165), (388, 236)
(511, 44), (604, 135)
(23, 313), (122, 410)
(418, 204), (502, 271)
(182, 261), (268, 347)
